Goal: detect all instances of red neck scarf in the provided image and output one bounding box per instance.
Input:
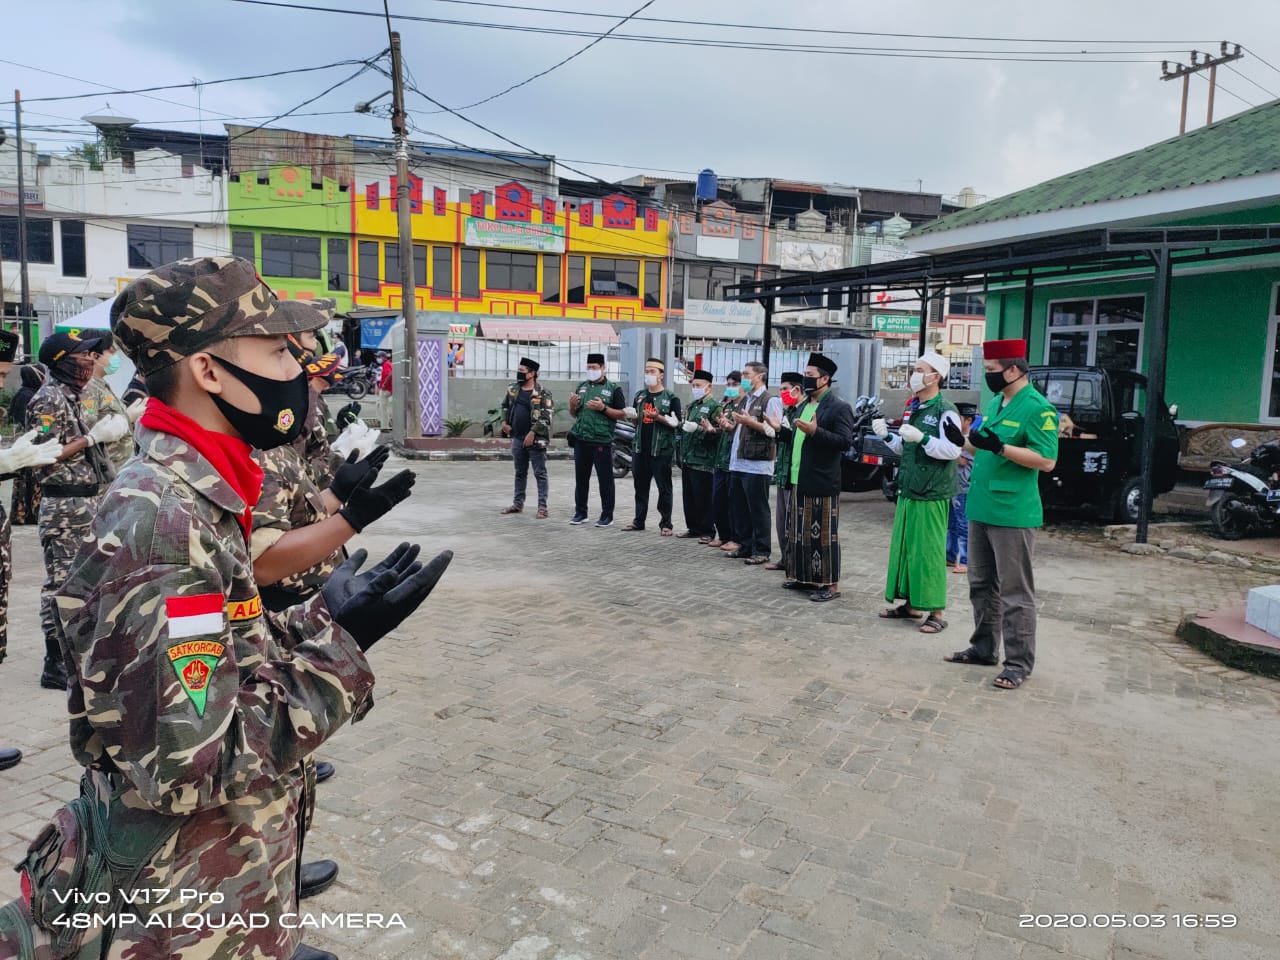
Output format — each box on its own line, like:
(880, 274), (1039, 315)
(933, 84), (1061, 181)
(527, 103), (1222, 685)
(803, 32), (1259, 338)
(139, 398), (264, 541)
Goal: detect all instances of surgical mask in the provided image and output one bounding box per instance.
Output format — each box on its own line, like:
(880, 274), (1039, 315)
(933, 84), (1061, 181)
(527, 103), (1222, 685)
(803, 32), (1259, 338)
(801, 375), (819, 394)
(781, 390), (801, 407)
(691, 386), (706, 400)
(723, 386), (740, 399)
(586, 367), (603, 381)
(104, 354), (122, 376)
(985, 370), (1010, 394)
(209, 355), (309, 450)
(909, 372), (927, 393)
(644, 374), (659, 388)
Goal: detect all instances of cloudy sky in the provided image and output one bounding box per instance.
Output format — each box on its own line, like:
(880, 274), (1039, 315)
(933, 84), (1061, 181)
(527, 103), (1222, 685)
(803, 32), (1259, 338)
(5, 0), (1278, 201)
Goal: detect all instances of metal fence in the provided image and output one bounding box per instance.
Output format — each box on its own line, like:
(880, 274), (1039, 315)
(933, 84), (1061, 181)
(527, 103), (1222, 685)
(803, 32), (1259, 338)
(879, 345), (977, 391)
(450, 337), (620, 380)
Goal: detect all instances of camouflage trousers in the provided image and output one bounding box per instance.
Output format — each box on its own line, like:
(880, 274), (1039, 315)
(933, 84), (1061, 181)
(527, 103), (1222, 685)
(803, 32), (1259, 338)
(0, 504), (10, 665)
(38, 495), (98, 661)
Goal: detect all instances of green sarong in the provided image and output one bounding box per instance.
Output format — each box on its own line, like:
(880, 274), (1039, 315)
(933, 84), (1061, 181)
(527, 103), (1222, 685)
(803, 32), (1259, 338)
(884, 497), (950, 610)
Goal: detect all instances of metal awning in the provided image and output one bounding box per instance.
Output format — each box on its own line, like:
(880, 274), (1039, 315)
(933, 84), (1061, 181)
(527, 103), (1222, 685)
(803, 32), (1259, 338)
(724, 224), (1280, 545)
(474, 319), (618, 342)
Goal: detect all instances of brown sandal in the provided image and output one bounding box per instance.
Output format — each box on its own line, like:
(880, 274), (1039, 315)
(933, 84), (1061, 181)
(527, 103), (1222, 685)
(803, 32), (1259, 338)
(500, 505), (522, 515)
(536, 507), (548, 519)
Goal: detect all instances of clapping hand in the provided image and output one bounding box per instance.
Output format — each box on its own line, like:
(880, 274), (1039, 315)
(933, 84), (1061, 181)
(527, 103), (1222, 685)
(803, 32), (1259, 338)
(898, 423), (924, 445)
(969, 427), (1004, 454)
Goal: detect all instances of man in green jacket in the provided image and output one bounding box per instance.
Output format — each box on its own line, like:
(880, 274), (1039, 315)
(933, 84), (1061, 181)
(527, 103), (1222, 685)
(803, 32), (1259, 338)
(875, 351), (964, 634)
(622, 358), (682, 535)
(568, 352), (626, 526)
(944, 338), (1059, 690)
(677, 369), (720, 539)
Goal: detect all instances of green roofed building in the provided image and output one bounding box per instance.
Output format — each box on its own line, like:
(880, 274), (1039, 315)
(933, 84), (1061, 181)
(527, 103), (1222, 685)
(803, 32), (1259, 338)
(910, 99), (1280, 428)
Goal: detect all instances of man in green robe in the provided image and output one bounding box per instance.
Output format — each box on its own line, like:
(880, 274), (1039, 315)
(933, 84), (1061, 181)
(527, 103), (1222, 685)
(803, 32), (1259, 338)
(875, 351), (964, 634)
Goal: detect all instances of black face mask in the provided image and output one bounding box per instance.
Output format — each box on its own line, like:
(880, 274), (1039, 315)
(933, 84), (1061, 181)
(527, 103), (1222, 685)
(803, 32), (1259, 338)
(209, 355), (309, 450)
(516, 371), (529, 384)
(985, 369), (1022, 394)
(51, 355), (94, 391)
(802, 375), (820, 394)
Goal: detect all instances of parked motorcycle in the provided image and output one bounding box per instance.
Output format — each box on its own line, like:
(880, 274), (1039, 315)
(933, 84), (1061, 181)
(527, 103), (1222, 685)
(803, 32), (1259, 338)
(1204, 437), (1280, 539)
(613, 420), (635, 477)
(842, 395), (900, 498)
(333, 364), (379, 400)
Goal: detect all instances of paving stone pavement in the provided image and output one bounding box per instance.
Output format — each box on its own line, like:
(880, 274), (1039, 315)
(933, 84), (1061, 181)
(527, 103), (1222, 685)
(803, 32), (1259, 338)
(2, 459), (1278, 960)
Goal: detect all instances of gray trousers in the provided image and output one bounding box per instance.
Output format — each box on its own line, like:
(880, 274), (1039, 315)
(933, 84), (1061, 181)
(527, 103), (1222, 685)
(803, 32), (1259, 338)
(967, 521), (1038, 676)
(512, 437), (549, 508)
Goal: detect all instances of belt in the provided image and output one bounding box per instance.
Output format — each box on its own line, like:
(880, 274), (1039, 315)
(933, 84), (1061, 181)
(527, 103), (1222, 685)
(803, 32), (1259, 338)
(44, 482), (101, 498)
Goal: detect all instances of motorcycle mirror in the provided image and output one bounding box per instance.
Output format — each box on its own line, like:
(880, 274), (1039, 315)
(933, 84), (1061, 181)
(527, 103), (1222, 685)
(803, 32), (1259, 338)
(1230, 438), (1247, 449)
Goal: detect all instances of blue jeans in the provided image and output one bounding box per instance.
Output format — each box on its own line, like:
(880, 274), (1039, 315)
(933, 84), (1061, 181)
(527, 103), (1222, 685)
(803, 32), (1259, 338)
(947, 493), (968, 565)
(512, 437), (548, 508)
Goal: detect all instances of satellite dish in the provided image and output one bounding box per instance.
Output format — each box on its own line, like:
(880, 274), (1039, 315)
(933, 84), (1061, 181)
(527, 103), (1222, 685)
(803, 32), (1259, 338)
(80, 113), (138, 132)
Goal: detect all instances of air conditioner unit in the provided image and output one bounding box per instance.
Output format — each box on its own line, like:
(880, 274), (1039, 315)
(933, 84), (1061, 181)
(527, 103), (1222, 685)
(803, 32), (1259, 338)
(826, 310), (846, 325)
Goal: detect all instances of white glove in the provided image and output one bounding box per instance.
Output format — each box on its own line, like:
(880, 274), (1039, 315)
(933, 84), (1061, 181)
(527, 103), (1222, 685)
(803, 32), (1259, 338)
(332, 421), (379, 461)
(663, 413), (679, 428)
(87, 413), (129, 446)
(899, 423), (925, 444)
(763, 424), (776, 439)
(623, 406), (638, 421)
(681, 421), (698, 434)
(125, 398), (148, 423)
(0, 429), (62, 471)
(871, 418), (888, 439)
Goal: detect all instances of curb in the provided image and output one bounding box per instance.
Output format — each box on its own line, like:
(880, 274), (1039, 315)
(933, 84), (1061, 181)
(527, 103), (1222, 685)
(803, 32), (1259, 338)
(1177, 615), (1280, 680)
(394, 445), (576, 462)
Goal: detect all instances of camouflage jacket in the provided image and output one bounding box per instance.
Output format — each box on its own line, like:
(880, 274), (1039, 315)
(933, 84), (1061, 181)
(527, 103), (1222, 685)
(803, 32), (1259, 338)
(82, 375), (135, 470)
(27, 379), (113, 494)
(501, 382), (554, 441)
(296, 390), (341, 490)
(679, 395), (722, 471)
(252, 442), (342, 611)
(53, 426), (375, 958)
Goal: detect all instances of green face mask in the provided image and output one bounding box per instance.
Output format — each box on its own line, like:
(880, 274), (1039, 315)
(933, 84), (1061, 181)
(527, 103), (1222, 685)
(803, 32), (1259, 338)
(723, 386), (740, 399)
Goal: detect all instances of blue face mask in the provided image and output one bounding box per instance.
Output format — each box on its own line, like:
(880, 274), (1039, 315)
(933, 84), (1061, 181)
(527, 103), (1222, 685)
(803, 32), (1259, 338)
(104, 354), (122, 375)
(723, 386), (740, 399)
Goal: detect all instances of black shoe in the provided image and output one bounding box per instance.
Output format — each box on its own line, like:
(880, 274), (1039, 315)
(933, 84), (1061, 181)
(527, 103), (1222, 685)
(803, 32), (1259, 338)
(40, 656), (67, 691)
(781, 580), (809, 591)
(0, 748), (21, 771)
(299, 859), (339, 900)
(569, 514), (588, 525)
(314, 761), (335, 784)
(809, 587), (842, 603)
(290, 945), (337, 960)
(724, 550), (750, 559)
(595, 516), (613, 527)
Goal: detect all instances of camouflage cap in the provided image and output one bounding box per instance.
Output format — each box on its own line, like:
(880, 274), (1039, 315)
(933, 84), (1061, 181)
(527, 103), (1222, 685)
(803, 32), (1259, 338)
(110, 256), (336, 375)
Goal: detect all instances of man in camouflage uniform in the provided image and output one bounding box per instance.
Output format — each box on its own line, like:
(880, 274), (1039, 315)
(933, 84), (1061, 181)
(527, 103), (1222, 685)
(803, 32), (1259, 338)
(80, 329), (136, 470)
(676, 369), (720, 540)
(0, 256), (451, 960)
(26, 331), (128, 690)
(286, 324), (343, 489)
(500, 357), (554, 518)
(0, 329), (64, 774)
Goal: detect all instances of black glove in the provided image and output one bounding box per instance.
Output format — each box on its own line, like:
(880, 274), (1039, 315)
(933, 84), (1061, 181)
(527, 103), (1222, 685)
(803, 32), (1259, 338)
(339, 469), (416, 532)
(943, 418), (965, 447)
(322, 543), (454, 652)
(329, 446), (390, 501)
(969, 427), (1004, 455)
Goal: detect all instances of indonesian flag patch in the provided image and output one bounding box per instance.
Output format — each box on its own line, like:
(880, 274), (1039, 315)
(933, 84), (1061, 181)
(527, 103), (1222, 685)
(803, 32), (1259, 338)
(166, 594), (226, 716)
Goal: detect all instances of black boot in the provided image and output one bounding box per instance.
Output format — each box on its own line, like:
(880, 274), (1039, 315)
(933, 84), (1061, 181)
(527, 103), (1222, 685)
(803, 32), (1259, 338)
(299, 859), (338, 899)
(0, 748), (21, 771)
(290, 945), (337, 960)
(40, 656), (67, 691)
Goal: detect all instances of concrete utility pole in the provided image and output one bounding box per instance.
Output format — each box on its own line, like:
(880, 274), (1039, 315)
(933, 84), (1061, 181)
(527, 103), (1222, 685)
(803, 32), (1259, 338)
(14, 90), (33, 357)
(389, 32), (419, 442)
(1161, 43), (1243, 135)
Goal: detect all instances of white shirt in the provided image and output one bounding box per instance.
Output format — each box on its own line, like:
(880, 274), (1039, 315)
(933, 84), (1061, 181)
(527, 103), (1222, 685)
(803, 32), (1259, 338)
(730, 386), (784, 475)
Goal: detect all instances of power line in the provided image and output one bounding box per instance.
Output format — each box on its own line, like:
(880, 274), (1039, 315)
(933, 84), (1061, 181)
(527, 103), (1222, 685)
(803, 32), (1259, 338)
(1223, 63), (1279, 101)
(221, 2), (1181, 63)
(227, 56), (386, 143)
(1239, 45), (1280, 79)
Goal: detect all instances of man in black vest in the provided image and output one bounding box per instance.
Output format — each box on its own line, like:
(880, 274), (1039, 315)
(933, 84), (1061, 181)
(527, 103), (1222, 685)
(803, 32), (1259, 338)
(726, 361), (781, 564)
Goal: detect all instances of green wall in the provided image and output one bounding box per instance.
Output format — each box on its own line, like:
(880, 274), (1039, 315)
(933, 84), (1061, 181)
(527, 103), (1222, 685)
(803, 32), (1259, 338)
(989, 266), (1279, 424)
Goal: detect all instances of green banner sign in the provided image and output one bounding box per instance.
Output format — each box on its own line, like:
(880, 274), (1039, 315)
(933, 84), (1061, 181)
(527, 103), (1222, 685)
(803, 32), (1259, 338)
(464, 218), (565, 253)
(872, 314), (919, 334)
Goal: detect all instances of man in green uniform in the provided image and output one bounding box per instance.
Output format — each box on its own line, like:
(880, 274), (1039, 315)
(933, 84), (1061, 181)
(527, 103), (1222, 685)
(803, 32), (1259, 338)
(500, 357), (554, 518)
(567, 352), (626, 526)
(0, 330), (63, 775)
(764, 372), (804, 571)
(0, 256), (451, 960)
(677, 369), (720, 539)
(944, 338), (1058, 689)
(81, 330), (136, 471)
(875, 351), (964, 633)
(26, 331), (127, 690)
(622, 358), (682, 535)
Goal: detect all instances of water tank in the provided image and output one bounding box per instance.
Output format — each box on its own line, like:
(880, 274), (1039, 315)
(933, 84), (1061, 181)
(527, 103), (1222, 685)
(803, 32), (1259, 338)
(695, 168), (718, 202)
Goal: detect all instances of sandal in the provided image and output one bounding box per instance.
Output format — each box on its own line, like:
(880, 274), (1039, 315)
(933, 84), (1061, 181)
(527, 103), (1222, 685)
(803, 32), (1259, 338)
(706, 539), (723, 547)
(622, 523), (644, 531)
(952, 564), (968, 574)
(878, 605), (918, 620)
(698, 536), (713, 544)
(781, 580), (812, 591)
(943, 648), (998, 666)
(993, 670), (1026, 690)
(744, 556), (769, 565)
(500, 505), (522, 515)
(763, 562), (785, 571)
(918, 615), (947, 634)
(660, 527), (674, 537)
(536, 507), (548, 519)
(719, 541), (741, 552)
(676, 530), (699, 539)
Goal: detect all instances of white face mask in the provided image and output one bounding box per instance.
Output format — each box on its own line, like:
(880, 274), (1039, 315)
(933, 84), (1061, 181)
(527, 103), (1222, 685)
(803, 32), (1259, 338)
(644, 374), (659, 388)
(691, 386), (706, 400)
(586, 367), (603, 381)
(909, 371), (930, 393)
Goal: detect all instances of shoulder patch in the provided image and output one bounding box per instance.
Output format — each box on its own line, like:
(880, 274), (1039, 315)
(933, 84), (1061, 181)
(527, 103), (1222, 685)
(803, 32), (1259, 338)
(166, 638), (225, 717)
(1040, 410), (1058, 431)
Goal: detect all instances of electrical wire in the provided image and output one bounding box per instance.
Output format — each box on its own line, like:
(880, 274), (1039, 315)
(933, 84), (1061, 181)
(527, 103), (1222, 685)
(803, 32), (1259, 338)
(1191, 70), (1254, 109)
(1223, 63), (1279, 101)
(1240, 45), (1280, 79)
(227, 57), (386, 143)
